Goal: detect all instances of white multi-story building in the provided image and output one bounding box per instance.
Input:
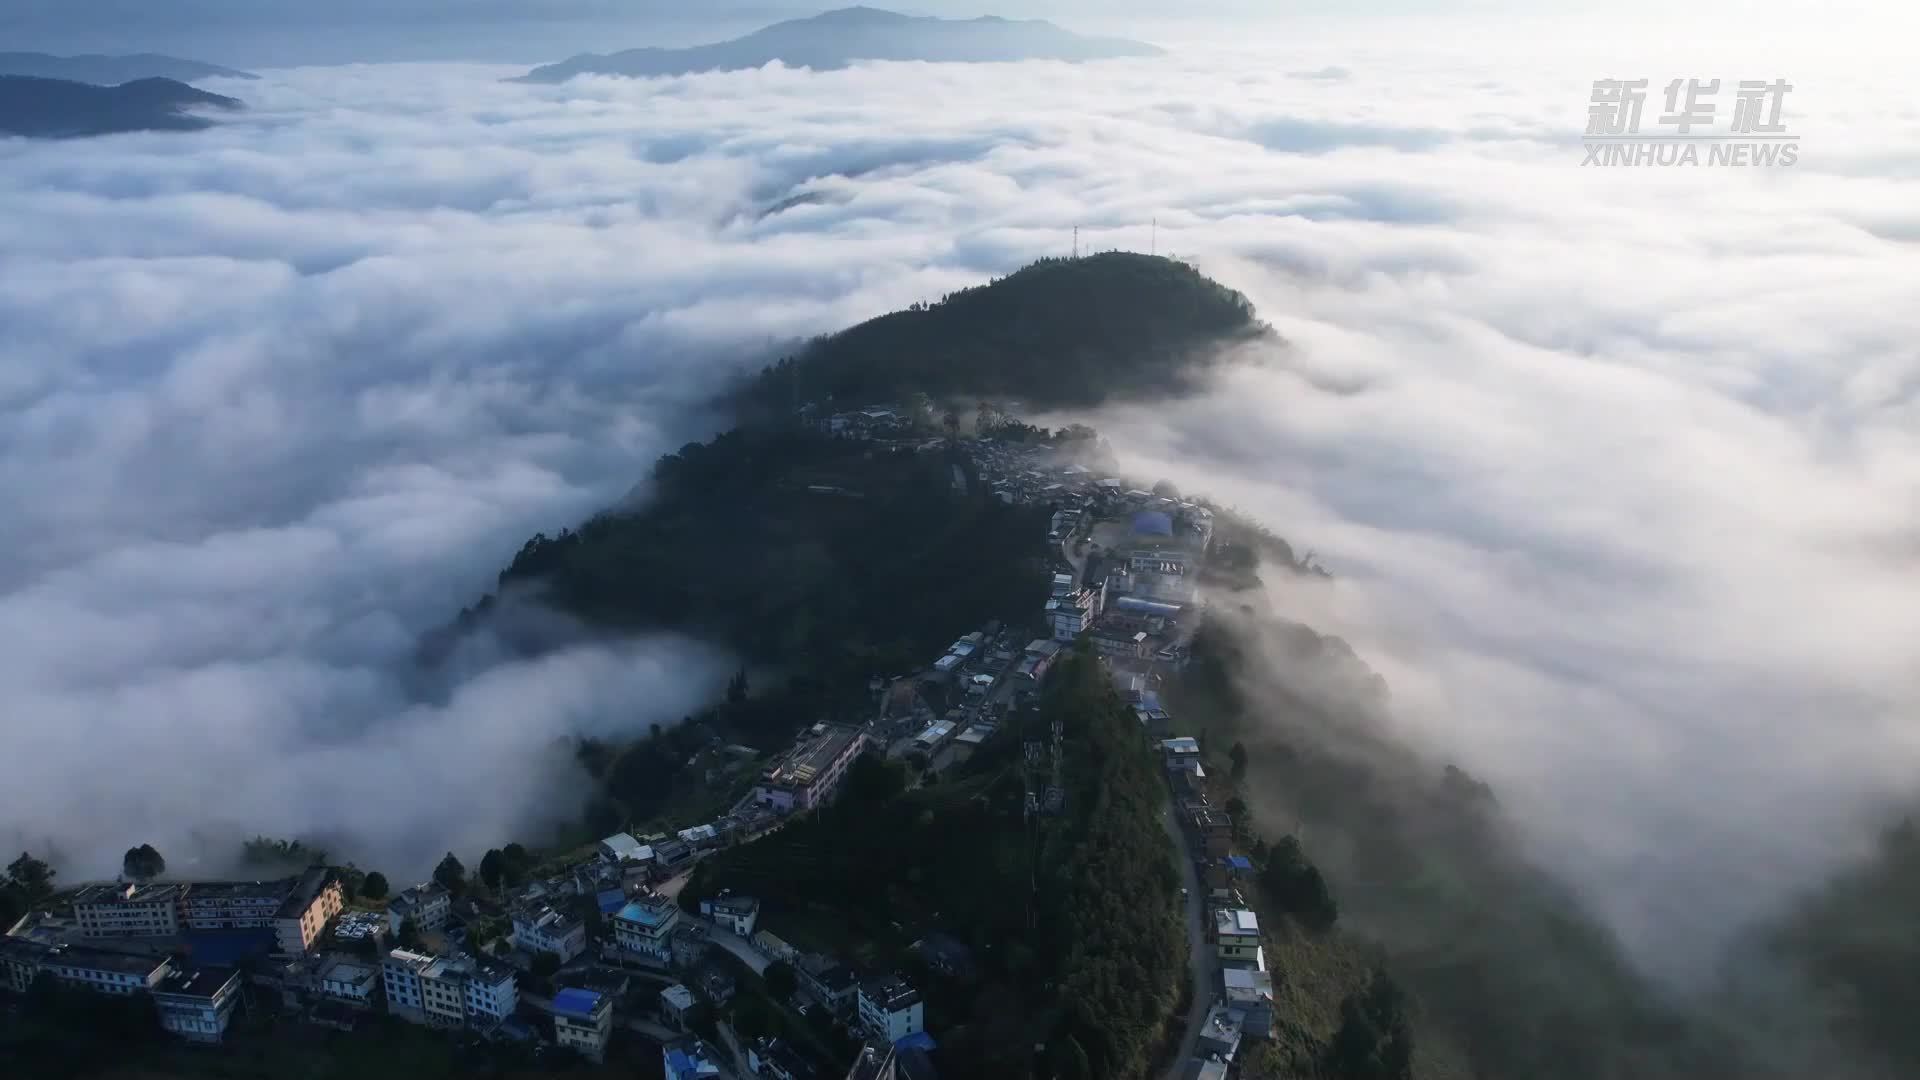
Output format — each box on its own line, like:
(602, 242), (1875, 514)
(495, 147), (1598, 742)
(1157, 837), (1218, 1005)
(552, 986), (613, 1063)
(182, 879), (292, 932)
(388, 883), (451, 935)
(382, 946), (517, 1031)
(382, 947), (440, 1025)
(1214, 908), (1261, 963)
(751, 723), (865, 814)
(274, 867), (344, 956)
(611, 893), (681, 963)
(510, 904), (587, 964)
(699, 894), (759, 938)
(460, 955), (518, 1028)
(1046, 588), (1100, 642)
(857, 975), (924, 1044)
(0, 938), (52, 993)
(70, 883), (184, 938)
(40, 943), (173, 996)
(153, 966), (242, 1043)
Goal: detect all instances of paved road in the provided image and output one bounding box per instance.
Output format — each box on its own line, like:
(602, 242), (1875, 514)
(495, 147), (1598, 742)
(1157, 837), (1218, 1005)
(699, 917), (772, 976)
(1161, 796), (1215, 1080)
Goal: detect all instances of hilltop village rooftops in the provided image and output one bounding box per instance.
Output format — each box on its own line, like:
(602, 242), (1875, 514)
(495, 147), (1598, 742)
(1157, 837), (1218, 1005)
(186, 879), (294, 902)
(73, 883), (187, 906)
(1215, 908), (1260, 937)
(616, 896), (677, 928)
(42, 943), (174, 976)
(760, 724), (861, 790)
(156, 965), (237, 998)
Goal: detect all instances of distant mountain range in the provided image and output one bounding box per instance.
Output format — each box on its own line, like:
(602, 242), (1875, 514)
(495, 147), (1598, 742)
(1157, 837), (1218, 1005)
(0, 76), (242, 138)
(514, 5), (1161, 83)
(0, 52), (256, 85)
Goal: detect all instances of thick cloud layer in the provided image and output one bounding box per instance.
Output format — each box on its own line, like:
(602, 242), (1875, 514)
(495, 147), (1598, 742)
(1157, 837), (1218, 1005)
(2, 15), (1915, 979)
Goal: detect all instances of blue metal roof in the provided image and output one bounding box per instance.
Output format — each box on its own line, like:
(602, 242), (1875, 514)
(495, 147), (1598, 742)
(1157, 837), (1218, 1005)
(552, 987), (604, 1019)
(596, 888), (627, 914)
(1227, 855), (1254, 871)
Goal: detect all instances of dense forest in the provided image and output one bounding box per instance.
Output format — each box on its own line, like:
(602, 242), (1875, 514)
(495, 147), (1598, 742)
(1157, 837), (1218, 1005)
(462, 426), (1049, 676)
(680, 650), (1183, 1080)
(737, 252), (1270, 415)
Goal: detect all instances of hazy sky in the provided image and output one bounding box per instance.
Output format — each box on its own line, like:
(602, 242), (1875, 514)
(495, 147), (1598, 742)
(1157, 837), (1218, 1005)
(1, 1), (1915, 992)
(10, 1), (1916, 66)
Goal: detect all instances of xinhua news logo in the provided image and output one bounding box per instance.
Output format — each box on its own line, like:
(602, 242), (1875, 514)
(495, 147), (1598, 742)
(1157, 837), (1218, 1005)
(1583, 78), (1797, 167)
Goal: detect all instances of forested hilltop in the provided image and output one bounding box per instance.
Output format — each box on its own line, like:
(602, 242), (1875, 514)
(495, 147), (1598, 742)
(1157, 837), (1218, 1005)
(739, 251), (1269, 415)
(462, 253), (1266, 670)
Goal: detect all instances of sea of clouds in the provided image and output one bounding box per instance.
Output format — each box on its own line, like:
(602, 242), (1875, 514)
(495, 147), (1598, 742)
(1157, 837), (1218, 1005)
(1, 15), (1914, 977)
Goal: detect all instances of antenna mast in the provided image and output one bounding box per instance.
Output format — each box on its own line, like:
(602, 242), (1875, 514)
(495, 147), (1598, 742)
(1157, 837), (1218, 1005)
(1073, 225), (1079, 259)
(1152, 217), (1157, 257)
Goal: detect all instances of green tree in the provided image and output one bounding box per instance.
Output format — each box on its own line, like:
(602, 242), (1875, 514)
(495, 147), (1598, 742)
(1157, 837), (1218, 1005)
(7, 851), (55, 904)
(1229, 740), (1249, 782)
(433, 852), (466, 896)
(727, 668), (750, 705)
(480, 849), (506, 891)
(1261, 836), (1338, 933)
(361, 871), (390, 901)
(121, 844), (165, 883)
(398, 917), (421, 948)
(1052, 1034), (1092, 1080)
(1328, 971), (1415, 1080)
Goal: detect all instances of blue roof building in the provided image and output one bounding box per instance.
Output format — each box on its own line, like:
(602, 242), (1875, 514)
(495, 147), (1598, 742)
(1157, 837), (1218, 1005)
(1132, 510), (1174, 536)
(552, 987), (604, 1018)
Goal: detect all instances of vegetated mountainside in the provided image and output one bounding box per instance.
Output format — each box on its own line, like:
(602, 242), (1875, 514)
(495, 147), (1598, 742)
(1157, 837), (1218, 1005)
(0, 52), (256, 84)
(515, 5), (1161, 82)
(462, 427), (1051, 677)
(1172, 574), (1756, 1079)
(682, 651), (1183, 1080)
(742, 252), (1269, 414)
(1761, 817), (1920, 1077)
(465, 253), (1261, 666)
(0, 75), (240, 137)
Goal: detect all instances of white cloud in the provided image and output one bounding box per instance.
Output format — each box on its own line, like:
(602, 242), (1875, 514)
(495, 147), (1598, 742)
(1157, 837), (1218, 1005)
(0, 27), (1914, 991)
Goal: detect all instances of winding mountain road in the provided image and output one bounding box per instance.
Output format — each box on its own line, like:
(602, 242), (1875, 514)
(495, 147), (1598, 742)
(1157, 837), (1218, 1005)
(1161, 795), (1215, 1080)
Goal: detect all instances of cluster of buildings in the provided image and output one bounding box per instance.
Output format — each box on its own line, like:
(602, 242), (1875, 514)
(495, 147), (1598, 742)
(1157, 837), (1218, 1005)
(0, 867), (346, 1045)
(381, 946), (519, 1031)
(64, 867), (344, 956)
(1162, 736), (1277, 1079)
(750, 722), (868, 815)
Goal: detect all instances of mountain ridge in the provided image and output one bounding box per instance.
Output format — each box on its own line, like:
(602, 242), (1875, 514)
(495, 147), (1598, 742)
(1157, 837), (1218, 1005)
(0, 52), (256, 85)
(513, 5), (1162, 83)
(0, 75), (242, 138)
